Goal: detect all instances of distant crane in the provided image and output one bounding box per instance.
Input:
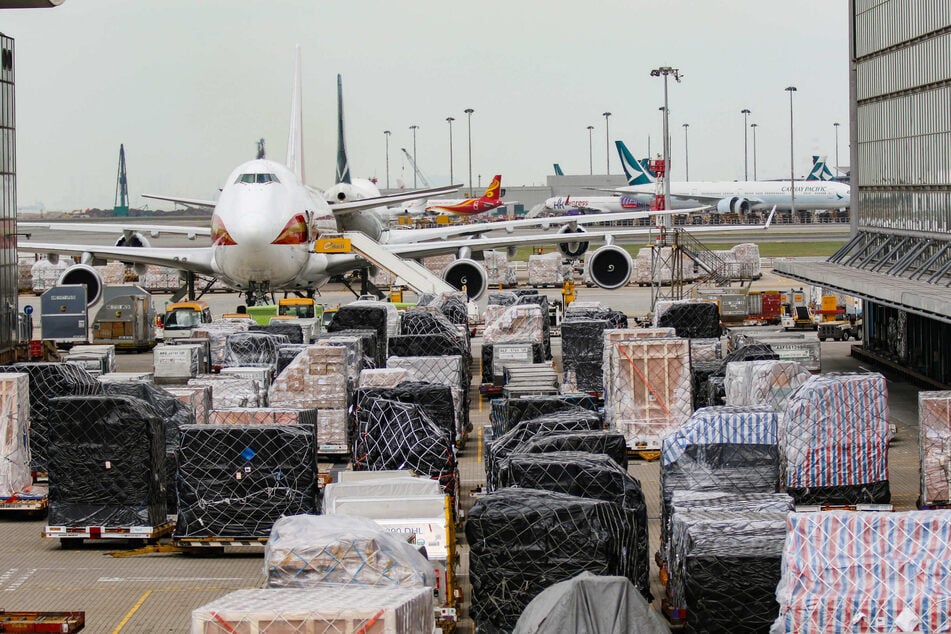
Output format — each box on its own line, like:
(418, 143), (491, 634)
(113, 144), (129, 217)
(401, 147), (430, 188)
(256, 138), (266, 159)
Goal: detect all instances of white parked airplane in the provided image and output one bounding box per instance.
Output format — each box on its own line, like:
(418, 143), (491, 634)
(612, 141), (851, 213)
(543, 194), (653, 215)
(19, 52), (776, 303)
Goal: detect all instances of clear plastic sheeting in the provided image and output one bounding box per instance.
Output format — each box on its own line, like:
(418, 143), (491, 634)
(386, 355), (468, 436)
(511, 430), (629, 470)
(689, 337), (721, 363)
(389, 332), (468, 361)
(269, 345), (351, 412)
(359, 368), (414, 388)
(163, 385), (212, 425)
(0, 363), (101, 474)
(919, 391), (951, 506)
(317, 329), (377, 371)
(669, 511), (787, 634)
(0, 374), (32, 498)
(275, 343), (308, 378)
(725, 360), (812, 411)
(48, 395), (166, 528)
(655, 300), (721, 339)
(466, 488), (638, 634)
(327, 300), (398, 366)
(356, 382), (458, 450)
(514, 572), (670, 634)
(487, 291), (519, 307)
(781, 372), (890, 505)
(561, 319), (610, 393)
(484, 250), (518, 288)
(207, 408), (317, 427)
(488, 395), (600, 437)
(187, 375), (262, 409)
(322, 477), (442, 514)
(483, 304), (544, 345)
(527, 251), (563, 287)
(174, 424), (316, 538)
(192, 321), (251, 368)
(603, 335), (692, 450)
(264, 514), (436, 589)
(516, 294), (553, 360)
(223, 332), (288, 369)
(191, 587), (434, 634)
(416, 291), (469, 325)
(496, 451), (651, 600)
(773, 511), (951, 633)
(248, 321), (305, 344)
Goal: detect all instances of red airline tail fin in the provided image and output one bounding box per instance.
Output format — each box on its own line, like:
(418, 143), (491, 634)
(482, 174), (502, 200)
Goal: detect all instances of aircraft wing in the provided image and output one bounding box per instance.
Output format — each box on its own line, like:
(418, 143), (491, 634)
(18, 241), (216, 274)
(141, 194), (218, 208)
(18, 222), (211, 239)
(330, 184), (461, 215)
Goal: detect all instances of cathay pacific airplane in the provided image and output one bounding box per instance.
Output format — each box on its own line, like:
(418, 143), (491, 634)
(612, 141), (850, 213)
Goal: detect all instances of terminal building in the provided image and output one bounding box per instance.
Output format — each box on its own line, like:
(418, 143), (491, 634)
(776, 1), (951, 387)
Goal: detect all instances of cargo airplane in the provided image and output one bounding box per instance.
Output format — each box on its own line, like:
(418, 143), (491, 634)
(611, 141), (850, 213)
(19, 51), (774, 304)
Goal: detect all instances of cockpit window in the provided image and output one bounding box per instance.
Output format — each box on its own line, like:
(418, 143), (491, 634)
(235, 173), (280, 184)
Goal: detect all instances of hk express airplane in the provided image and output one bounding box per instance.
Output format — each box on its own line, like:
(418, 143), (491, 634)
(611, 140), (850, 213)
(542, 194), (651, 215)
(19, 53), (773, 304)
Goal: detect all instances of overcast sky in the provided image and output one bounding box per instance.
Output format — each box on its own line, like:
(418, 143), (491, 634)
(4, 0), (849, 211)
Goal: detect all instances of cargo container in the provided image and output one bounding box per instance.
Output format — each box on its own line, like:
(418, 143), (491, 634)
(92, 293), (156, 351)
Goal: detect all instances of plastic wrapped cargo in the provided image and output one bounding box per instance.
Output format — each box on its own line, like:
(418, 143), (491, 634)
(656, 300), (721, 339)
(321, 476), (443, 514)
(511, 429), (628, 470)
(487, 291), (519, 306)
(0, 363), (101, 474)
(725, 360), (812, 411)
(152, 343), (203, 383)
(310, 334), (366, 381)
(488, 395), (601, 437)
(484, 249), (518, 288)
(275, 343), (308, 378)
(481, 342), (544, 385)
(359, 367), (415, 388)
(389, 332), (468, 360)
(222, 331), (288, 369)
(191, 586), (434, 634)
(920, 391), (951, 506)
(689, 337), (721, 363)
(466, 488), (638, 633)
(667, 491), (794, 555)
(773, 511), (951, 633)
(327, 300), (398, 366)
(561, 319), (610, 393)
(162, 385), (213, 425)
(386, 355), (467, 436)
(781, 372), (890, 505)
(265, 514), (435, 588)
(249, 321), (305, 344)
(513, 572), (669, 634)
(48, 395), (166, 527)
(175, 424), (316, 538)
(187, 375), (261, 409)
(527, 251), (563, 286)
(207, 407), (317, 427)
(669, 511), (787, 633)
(483, 304), (544, 345)
(400, 306), (465, 344)
(356, 382), (457, 449)
(516, 293), (553, 359)
(603, 335), (692, 450)
(496, 451), (651, 600)
(752, 337), (821, 373)
(268, 345), (351, 411)
(192, 321), (251, 368)
(0, 374), (32, 498)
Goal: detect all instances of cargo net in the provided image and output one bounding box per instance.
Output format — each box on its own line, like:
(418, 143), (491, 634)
(318, 329), (378, 370)
(691, 344), (779, 409)
(564, 305), (629, 329)
(0, 374), (32, 497)
(669, 511), (787, 634)
(920, 391), (951, 506)
(355, 382), (458, 451)
(101, 381), (197, 514)
(774, 510), (951, 633)
(483, 304), (544, 345)
(689, 337), (721, 363)
(327, 303), (394, 368)
(516, 294), (552, 360)
(496, 451), (651, 600)
(192, 587), (435, 634)
(781, 372), (890, 505)
(358, 368), (414, 388)
(510, 430), (629, 470)
(417, 291), (469, 325)
(656, 301), (721, 339)
(48, 395), (166, 528)
(561, 319), (610, 393)
(268, 345), (351, 411)
(603, 337), (693, 448)
(465, 488), (638, 633)
(725, 360), (812, 411)
(310, 336), (367, 381)
(223, 332), (289, 369)
(265, 514), (436, 589)
(188, 375), (263, 409)
(351, 397), (457, 502)
(163, 385), (212, 425)
(486, 291), (518, 307)
(386, 355), (469, 434)
(489, 395), (602, 438)
(193, 321), (250, 366)
(484, 409), (603, 492)
(249, 322), (305, 344)
(480, 342), (544, 385)
(389, 333), (468, 362)
(0, 363), (101, 474)
(401, 306), (464, 340)
(276, 344), (308, 378)
(174, 424), (316, 538)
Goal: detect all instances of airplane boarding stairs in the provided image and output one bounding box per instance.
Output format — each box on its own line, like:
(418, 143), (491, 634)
(675, 229), (745, 287)
(343, 232), (459, 296)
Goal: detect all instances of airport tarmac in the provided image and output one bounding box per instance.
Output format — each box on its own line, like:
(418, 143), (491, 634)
(8, 270), (922, 633)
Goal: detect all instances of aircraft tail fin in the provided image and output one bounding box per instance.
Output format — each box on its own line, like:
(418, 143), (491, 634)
(616, 140), (655, 185)
(285, 45), (305, 183)
(553, 163), (565, 176)
(483, 175), (502, 200)
(335, 74), (351, 184)
(807, 155), (836, 181)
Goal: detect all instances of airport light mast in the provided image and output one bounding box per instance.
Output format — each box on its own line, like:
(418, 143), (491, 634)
(114, 144), (129, 217)
(383, 130), (391, 190)
(786, 86), (797, 218)
(650, 66), (680, 229)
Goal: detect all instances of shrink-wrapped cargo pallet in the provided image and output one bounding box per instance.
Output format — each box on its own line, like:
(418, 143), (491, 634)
(483, 304), (544, 345)
(0, 374), (32, 498)
(321, 476), (443, 514)
(725, 360), (811, 411)
(48, 395), (166, 527)
(207, 407), (317, 427)
(603, 335), (692, 450)
(30, 258), (72, 294)
(781, 372), (890, 505)
(153, 342), (203, 383)
(920, 391), (951, 506)
(218, 367), (272, 406)
(514, 572), (669, 634)
(0, 363), (101, 474)
(327, 300), (398, 367)
(310, 334), (367, 381)
(689, 337), (721, 363)
(485, 249), (517, 288)
(528, 251), (563, 286)
(417, 291), (470, 325)
(356, 382), (457, 450)
(191, 587), (434, 634)
(496, 451), (651, 600)
(248, 321), (306, 345)
(481, 342), (544, 385)
(187, 375), (261, 409)
(561, 319), (610, 393)
(669, 511), (787, 634)
(265, 514), (435, 588)
(389, 332), (468, 362)
(351, 397), (457, 501)
(484, 409), (602, 491)
(488, 395), (601, 438)
(387, 355), (468, 436)
(487, 291), (519, 307)
(175, 424), (316, 538)
(222, 331), (288, 369)
(401, 305), (464, 340)
(275, 343), (308, 378)
(773, 511), (951, 633)
(517, 294), (553, 360)
(511, 429), (629, 470)
(192, 321), (251, 368)
(162, 385), (212, 425)
(655, 300), (720, 339)
(466, 488), (637, 633)
(660, 406), (780, 554)
(359, 367), (414, 388)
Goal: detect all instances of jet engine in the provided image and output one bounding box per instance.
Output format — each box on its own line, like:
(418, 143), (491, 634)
(442, 258), (487, 300)
(716, 197), (752, 214)
(58, 263), (103, 306)
(584, 245), (633, 290)
(114, 231), (152, 277)
(557, 225), (589, 258)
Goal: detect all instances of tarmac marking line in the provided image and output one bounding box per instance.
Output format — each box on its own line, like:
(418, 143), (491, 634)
(112, 589), (151, 634)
